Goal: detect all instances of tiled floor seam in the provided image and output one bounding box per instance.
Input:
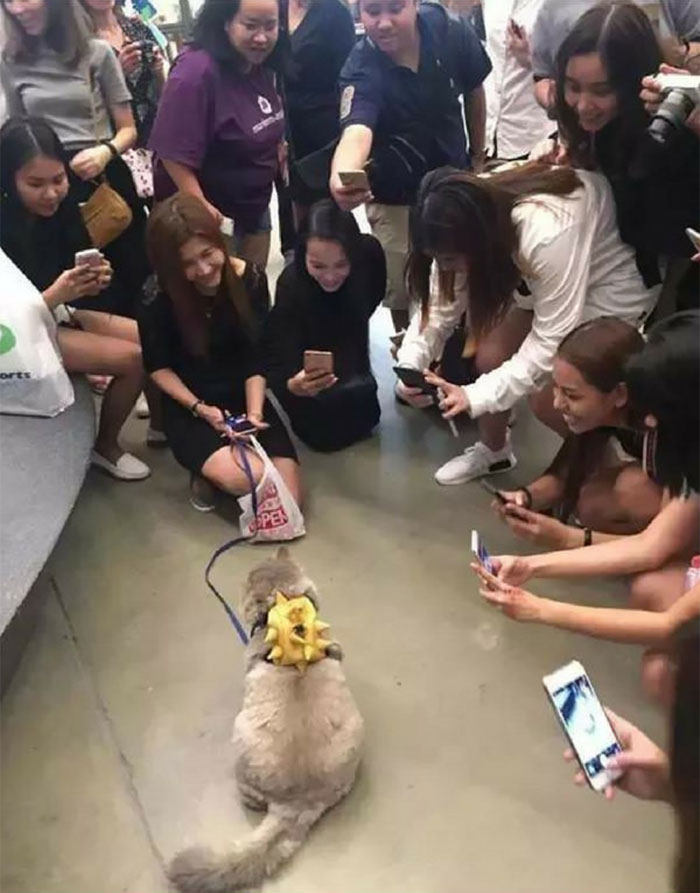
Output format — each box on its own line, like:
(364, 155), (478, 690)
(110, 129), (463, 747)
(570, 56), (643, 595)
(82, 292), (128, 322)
(50, 573), (170, 884)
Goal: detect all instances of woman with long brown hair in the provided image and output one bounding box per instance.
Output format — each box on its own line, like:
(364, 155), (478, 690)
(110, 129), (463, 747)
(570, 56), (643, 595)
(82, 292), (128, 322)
(397, 161), (657, 485)
(141, 194), (300, 511)
(492, 317), (662, 550)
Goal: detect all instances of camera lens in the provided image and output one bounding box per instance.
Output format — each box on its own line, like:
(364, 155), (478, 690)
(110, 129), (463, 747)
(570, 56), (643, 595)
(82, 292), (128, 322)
(647, 89), (697, 148)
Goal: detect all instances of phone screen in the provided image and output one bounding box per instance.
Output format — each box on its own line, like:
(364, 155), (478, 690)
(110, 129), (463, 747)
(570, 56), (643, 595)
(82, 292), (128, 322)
(551, 674), (621, 787)
(471, 530), (494, 573)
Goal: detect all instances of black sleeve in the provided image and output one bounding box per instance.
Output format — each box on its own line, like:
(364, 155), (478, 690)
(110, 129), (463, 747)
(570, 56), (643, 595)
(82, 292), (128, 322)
(137, 292), (178, 374)
(259, 267), (306, 389)
(361, 234), (387, 316)
(327, 0), (356, 83)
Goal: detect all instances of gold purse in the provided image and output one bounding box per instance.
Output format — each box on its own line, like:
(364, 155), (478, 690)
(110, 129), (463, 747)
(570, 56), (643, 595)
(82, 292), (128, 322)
(80, 179), (132, 248)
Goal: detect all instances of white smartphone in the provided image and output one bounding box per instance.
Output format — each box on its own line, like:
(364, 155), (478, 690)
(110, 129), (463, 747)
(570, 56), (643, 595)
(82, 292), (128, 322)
(338, 169), (370, 191)
(543, 660), (623, 793)
(220, 216), (234, 237)
(471, 529), (494, 574)
(74, 248), (103, 267)
(686, 227), (700, 252)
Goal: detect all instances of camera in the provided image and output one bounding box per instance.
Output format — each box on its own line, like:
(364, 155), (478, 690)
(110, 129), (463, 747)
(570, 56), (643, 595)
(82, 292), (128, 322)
(140, 40), (156, 65)
(631, 72), (700, 178)
(647, 73), (700, 148)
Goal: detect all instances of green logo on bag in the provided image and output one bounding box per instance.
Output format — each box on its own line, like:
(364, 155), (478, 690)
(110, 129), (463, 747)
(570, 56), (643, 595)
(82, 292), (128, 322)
(0, 325), (16, 356)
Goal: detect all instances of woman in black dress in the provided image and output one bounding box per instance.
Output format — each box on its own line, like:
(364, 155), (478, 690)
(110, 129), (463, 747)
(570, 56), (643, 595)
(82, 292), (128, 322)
(281, 0), (355, 211)
(261, 199), (385, 452)
(141, 194), (301, 510)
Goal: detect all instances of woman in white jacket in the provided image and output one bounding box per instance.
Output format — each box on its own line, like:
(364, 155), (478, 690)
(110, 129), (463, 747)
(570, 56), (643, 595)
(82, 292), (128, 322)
(397, 163), (658, 484)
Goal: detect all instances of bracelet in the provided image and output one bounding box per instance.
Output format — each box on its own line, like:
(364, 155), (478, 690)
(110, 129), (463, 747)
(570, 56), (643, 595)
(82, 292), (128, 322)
(583, 527), (592, 547)
(190, 398), (203, 417)
(100, 140), (118, 159)
(518, 487), (533, 509)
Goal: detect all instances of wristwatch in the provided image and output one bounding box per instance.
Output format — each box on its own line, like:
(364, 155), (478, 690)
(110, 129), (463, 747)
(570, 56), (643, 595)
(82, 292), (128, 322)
(100, 139), (118, 159)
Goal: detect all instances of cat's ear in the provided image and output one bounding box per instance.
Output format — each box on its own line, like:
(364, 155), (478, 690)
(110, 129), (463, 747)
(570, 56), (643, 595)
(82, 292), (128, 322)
(276, 546), (291, 561)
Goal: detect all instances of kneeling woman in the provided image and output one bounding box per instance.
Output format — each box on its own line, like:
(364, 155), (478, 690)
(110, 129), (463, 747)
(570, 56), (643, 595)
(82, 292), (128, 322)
(493, 317), (663, 549)
(261, 200), (385, 452)
(142, 194), (301, 510)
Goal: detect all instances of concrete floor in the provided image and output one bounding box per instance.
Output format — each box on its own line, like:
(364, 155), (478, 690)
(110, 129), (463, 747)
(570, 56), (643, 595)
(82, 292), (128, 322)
(1, 239), (675, 892)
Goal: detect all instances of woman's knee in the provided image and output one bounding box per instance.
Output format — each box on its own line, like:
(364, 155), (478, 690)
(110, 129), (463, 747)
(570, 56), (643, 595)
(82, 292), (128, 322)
(201, 448), (263, 494)
(641, 650), (676, 706)
(629, 566), (686, 611)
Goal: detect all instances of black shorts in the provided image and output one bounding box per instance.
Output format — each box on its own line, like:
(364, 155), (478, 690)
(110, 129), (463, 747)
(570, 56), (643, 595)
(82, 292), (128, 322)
(163, 395), (298, 475)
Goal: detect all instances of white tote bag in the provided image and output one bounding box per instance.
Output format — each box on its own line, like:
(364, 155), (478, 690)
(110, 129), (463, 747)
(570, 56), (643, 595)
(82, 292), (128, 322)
(237, 437), (305, 542)
(0, 249), (74, 417)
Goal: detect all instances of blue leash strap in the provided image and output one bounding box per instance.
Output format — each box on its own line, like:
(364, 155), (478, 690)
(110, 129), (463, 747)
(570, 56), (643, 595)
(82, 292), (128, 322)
(203, 438), (260, 646)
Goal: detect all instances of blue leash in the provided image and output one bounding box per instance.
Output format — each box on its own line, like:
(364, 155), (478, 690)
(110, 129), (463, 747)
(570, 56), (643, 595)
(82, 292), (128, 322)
(204, 438), (259, 646)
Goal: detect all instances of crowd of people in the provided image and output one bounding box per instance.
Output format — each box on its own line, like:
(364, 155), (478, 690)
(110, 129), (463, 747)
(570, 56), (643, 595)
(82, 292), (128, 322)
(1, 0), (698, 888)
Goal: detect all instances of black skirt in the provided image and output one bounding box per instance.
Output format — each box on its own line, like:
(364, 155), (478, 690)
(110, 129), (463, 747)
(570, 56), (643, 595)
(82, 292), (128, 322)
(163, 395), (297, 475)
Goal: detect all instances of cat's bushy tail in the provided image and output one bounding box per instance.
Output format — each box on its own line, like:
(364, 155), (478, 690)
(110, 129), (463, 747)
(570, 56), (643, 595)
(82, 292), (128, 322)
(168, 803), (325, 893)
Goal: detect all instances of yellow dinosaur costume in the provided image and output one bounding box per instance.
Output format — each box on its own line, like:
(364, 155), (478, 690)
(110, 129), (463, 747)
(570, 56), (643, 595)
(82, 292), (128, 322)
(264, 592), (331, 671)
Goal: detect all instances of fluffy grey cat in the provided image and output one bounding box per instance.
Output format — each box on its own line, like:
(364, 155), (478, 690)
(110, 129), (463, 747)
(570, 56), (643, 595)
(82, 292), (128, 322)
(169, 547), (364, 892)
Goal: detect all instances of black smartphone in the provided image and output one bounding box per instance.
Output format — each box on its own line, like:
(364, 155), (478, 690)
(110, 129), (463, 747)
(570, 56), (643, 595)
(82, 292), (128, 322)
(479, 479), (507, 504)
(393, 366), (437, 395)
(224, 413), (257, 437)
(140, 40), (155, 64)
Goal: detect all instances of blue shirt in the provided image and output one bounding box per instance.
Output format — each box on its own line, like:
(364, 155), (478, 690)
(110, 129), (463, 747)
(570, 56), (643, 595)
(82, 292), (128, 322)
(339, 2), (491, 196)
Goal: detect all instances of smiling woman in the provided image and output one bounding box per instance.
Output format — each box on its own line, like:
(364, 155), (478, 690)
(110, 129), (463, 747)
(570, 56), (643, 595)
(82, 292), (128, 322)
(148, 0), (285, 266)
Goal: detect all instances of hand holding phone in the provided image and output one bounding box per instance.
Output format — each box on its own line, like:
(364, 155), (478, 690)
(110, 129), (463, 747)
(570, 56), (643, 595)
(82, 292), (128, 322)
(393, 365), (437, 395)
(544, 660), (623, 793)
(480, 479), (507, 504)
(304, 350), (334, 375)
(471, 529), (494, 574)
(338, 169), (370, 191)
(75, 248), (103, 267)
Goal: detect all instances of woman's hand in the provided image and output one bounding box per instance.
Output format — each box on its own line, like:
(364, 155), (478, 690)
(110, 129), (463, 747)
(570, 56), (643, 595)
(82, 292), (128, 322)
(245, 411), (270, 432)
(329, 171), (373, 212)
(564, 708), (671, 802)
(491, 554), (533, 586)
(499, 503), (579, 549)
(50, 261), (111, 303)
(506, 20), (531, 69)
(195, 403), (227, 434)
(641, 64), (700, 135)
(471, 561), (543, 622)
(423, 370), (470, 418)
(70, 145), (113, 180)
(288, 368), (337, 398)
(118, 41), (143, 76)
(395, 379), (434, 408)
(491, 489), (530, 518)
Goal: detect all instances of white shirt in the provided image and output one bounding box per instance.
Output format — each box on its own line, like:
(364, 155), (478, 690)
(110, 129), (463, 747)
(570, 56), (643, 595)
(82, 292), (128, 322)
(396, 170), (658, 418)
(483, 0), (553, 159)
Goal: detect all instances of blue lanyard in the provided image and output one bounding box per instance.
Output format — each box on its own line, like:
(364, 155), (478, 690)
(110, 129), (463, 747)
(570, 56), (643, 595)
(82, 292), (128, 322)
(203, 440), (259, 646)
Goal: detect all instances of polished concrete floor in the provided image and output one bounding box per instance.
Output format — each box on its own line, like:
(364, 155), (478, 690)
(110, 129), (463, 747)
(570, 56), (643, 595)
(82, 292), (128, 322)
(1, 251), (674, 892)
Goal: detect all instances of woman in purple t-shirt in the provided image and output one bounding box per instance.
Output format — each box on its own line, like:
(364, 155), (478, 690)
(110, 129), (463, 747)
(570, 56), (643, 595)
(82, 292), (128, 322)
(149, 0), (285, 266)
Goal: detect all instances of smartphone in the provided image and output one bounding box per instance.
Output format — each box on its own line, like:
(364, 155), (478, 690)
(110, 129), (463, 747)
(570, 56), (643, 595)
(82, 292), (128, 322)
(543, 660), (623, 793)
(304, 350), (334, 374)
(471, 529), (494, 574)
(220, 216), (234, 237)
(480, 479), (507, 504)
(338, 169), (370, 191)
(140, 40), (155, 64)
(224, 412), (257, 436)
(686, 227), (700, 252)
(393, 365), (437, 395)
(75, 248), (103, 267)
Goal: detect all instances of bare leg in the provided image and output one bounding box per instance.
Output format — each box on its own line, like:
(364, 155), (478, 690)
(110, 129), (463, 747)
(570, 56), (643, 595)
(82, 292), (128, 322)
(200, 445), (265, 496)
(628, 562), (688, 611)
(74, 310), (164, 432)
(474, 307), (533, 451)
(57, 327), (143, 464)
(577, 463), (663, 535)
(272, 457), (302, 507)
(238, 232), (271, 268)
(641, 649), (676, 707)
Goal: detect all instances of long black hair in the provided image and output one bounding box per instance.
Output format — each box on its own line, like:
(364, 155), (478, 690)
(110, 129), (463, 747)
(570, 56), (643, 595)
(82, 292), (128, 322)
(554, 2), (662, 169)
(407, 162), (581, 337)
(191, 0), (287, 71)
(1, 0), (92, 66)
(294, 198), (363, 279)
(0, 117), (89, 284)
(624, 310), (700, 496)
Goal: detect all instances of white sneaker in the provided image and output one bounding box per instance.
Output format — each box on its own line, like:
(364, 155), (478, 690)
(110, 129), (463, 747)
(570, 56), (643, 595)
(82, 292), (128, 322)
(91, 450), (151, 481)
(434, 440), (516, 486)
(135, 392), (150, 419)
